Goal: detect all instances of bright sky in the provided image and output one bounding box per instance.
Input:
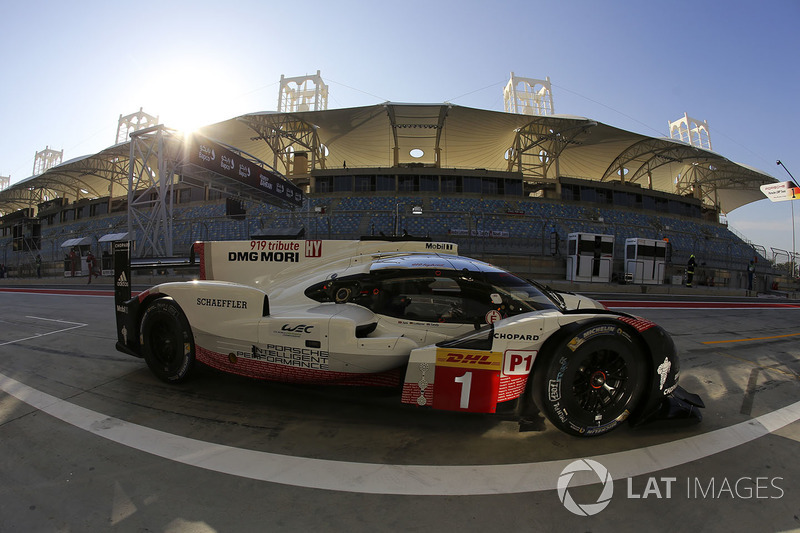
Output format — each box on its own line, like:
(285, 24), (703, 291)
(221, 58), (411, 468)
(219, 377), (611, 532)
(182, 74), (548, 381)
(0, 0), (797, 257)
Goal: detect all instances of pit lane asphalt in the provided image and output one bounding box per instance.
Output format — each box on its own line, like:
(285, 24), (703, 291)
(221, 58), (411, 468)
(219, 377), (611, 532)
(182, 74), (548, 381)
(0, 278), (799, 532)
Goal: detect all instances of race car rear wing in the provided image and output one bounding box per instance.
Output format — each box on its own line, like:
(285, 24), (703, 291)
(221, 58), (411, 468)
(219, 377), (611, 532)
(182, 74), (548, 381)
(112, 240), (197, 301)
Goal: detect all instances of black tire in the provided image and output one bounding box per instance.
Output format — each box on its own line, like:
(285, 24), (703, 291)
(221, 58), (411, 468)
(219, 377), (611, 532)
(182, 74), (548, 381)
(140, 298), (195, 383)
(532, 322), (647, 437)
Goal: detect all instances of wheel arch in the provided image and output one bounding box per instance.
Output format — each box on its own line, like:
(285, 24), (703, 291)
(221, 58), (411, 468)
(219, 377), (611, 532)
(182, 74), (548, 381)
(528, 315), (657, 429)
(532, 317), (652, 380)
(115, 289), (179, 358)
(136, 292), (179, 336)
(125, 291), (191, 354)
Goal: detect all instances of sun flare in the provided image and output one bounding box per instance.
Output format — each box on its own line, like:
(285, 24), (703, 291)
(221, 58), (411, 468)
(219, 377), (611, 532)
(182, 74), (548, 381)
(138, 60), (244, 134)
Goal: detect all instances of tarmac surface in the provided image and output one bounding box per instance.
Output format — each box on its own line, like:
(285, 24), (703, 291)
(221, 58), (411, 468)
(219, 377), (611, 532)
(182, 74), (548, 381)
(0, 274), (799, 532)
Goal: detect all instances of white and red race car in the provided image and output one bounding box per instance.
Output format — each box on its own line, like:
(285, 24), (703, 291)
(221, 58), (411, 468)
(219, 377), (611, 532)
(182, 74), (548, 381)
(114, 238), (702, 437)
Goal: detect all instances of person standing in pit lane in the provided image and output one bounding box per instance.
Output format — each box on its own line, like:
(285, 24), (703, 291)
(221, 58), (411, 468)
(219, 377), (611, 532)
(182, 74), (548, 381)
(86, 251), (99, 284)
(69, 248), (77, 277)
(686, 254), (696, 288)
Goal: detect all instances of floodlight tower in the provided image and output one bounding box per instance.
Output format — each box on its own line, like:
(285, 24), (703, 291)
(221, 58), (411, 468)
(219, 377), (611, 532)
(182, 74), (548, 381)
(503, 72), (554, 116)
(116, 108), (159, 145)
(32, 146), (63, 175)
(669, 112), (714, 203)
(668, 112), (712, 150)
(278, 70), (329, 112)
(503, 73), (567, 187)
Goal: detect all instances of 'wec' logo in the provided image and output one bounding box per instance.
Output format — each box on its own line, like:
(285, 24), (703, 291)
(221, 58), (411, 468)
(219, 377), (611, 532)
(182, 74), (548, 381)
(281, 324), (314, 333)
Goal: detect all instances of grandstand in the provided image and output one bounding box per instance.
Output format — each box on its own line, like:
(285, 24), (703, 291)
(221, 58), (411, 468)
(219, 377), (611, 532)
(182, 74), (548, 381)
(0, 73), (794, 291)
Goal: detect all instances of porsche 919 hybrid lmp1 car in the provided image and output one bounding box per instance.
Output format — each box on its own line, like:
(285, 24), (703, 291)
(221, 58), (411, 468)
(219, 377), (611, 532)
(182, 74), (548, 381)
(114, 238), (702, 436)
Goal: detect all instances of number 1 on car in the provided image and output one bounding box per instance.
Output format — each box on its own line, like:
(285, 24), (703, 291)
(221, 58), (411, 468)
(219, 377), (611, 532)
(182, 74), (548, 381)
(433, 365), (500, 413)
(454, 371), (472, 409)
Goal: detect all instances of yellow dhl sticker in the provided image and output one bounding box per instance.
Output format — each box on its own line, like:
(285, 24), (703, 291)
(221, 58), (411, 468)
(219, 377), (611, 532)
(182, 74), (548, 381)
(436, 348), (502, 370)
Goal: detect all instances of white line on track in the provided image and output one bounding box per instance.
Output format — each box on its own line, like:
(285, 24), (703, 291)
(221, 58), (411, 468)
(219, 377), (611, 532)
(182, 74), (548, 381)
(0, 316), (87, 346)
(26, 316), (88, 325)
(0, 371), (798, 495)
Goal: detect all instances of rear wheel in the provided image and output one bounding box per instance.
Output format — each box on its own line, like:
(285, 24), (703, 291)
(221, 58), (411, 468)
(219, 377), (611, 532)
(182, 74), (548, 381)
(532, 322), (647, 436)
(140, 298), (195, 383)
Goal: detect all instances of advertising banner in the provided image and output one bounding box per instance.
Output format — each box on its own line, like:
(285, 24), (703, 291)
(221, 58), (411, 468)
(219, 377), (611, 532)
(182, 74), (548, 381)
(186, 135), (303, 207)
(760, 181), (800, 202)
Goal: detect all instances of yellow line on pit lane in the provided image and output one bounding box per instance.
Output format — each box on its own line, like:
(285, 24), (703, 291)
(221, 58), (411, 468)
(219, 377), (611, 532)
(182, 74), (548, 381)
(701, 332), (800, 345)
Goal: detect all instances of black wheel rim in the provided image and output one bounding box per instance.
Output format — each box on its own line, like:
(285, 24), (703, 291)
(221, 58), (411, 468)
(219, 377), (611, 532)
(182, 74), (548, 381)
(571, 348), (630, 417)
(149, 319), (180, 371)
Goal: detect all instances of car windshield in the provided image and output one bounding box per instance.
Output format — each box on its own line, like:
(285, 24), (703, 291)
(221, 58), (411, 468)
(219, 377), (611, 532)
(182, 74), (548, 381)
(305, 267), (559, 325)
(479, 271), (563, 312)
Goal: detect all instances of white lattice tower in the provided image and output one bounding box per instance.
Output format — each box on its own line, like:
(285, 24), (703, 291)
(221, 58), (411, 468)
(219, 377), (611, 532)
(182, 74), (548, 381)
(668, 112), (712, 150)
(278, 70), (329, 112)
(0, 175), (9, 191)
(116, 108), (160, 144)
(32, 146), (63, 175)
(504, 72), (554, 116)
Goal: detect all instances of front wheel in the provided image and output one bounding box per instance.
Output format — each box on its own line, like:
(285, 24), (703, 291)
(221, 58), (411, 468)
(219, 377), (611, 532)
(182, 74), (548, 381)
(532, 322), (647, 436)
(140, 298), (195, 383)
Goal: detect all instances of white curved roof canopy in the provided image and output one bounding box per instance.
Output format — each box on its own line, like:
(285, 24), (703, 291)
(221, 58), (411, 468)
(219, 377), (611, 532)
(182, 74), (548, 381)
(0, 103), (776, 216)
